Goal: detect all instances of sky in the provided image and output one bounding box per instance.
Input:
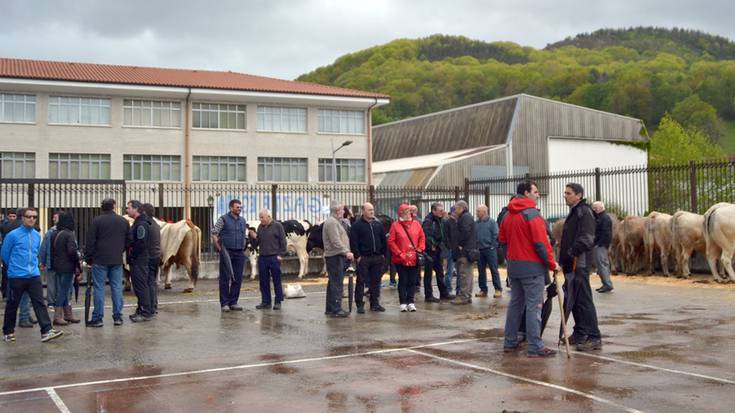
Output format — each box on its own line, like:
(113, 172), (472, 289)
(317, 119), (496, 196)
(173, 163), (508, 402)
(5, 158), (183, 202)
(1, 0), (733, 80)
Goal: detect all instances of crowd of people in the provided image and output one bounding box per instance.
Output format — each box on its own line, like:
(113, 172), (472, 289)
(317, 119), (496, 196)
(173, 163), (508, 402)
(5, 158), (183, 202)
(2, 180), (608, 358)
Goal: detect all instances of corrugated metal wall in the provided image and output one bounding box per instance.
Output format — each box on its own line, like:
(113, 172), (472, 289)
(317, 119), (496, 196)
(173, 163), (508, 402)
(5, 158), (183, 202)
(511, 95), (646, 175)
(429, 146), (507, 188)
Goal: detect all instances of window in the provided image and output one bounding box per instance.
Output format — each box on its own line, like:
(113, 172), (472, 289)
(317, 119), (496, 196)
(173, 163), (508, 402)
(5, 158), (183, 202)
(192, 103), (246, 129)
(123, 99), (181, 128)
(0, 152), (35, 178)
(123, 155), (181, 181)
(257, 106), (307, 133)
(48, 96), (111, 125)
(318, 109), (365, 134)
(193, 156), (246, 182)
(318, 158), (366, 182)
(0, 93), (35, 123)
(257, 157), (307, 182)
(49, 153), (111, 179)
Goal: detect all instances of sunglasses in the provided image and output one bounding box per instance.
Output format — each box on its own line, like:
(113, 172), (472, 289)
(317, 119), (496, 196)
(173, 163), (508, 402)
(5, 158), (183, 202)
(24, 215), (38, 219)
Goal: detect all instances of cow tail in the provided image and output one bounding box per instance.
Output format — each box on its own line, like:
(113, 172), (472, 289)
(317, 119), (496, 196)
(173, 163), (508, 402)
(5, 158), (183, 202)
(187, 220), (201, 285)
(704, 207), (716, 251)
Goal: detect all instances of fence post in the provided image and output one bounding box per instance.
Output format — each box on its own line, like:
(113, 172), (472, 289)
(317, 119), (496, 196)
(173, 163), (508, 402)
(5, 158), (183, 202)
(689, 160), (698, 213)
(454, 186), (460, 203)
(27, 182), (35, 208)
(463, 178), (470, 202)
(158, 183), (165, 218)
(271, 184), (278, 221)
(594, 167), (601, 202)
(484, 186), (490, 209)
(368, 185), (375, 204)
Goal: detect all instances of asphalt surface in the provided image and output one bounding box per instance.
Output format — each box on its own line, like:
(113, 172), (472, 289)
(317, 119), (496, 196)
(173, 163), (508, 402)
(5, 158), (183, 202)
(1, 273), (734, 413)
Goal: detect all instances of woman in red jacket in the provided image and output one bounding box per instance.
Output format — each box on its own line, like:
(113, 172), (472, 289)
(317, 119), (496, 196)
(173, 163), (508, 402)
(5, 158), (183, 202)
(388, 204), (426, 312)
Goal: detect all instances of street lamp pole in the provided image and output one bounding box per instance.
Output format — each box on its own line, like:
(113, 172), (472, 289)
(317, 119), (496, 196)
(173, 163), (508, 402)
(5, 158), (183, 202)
(331, 139), (353, 199)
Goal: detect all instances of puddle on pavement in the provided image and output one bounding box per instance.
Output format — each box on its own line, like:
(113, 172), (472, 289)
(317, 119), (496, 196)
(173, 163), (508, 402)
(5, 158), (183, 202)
(449, 327), (504, 340)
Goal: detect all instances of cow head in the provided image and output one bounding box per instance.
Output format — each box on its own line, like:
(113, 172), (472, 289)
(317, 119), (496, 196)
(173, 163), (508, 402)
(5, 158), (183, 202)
(306, 223), (324, 253)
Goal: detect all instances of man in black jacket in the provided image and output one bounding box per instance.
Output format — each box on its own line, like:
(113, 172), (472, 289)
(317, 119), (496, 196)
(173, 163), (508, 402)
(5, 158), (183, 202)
(450, 201), (478, 305)
(85, 199), (129, 327)
(126, 200), (153, 323)
(142, 204), (161, 314)
(559, 183), (602, 351)
(421, 202), (451, 302)
(350, 202), (387, 313)
(591, 201), (613, 293)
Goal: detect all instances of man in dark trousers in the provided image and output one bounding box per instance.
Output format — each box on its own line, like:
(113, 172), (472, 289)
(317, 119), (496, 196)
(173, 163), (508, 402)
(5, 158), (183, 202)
(126, 200), (153, 323)
(350, 202), (387, 313)
(85, 199), (129, 327)
(249, 208), (286, 310)
(591, 201), (614, 293)
(450, 200), (478, 305)
(421, 202), (450, 303)
(559, 183), (602, 351)
(211, 199), (247, 312)
(1, 209), (33, 327)
(142, 204), (161, 314)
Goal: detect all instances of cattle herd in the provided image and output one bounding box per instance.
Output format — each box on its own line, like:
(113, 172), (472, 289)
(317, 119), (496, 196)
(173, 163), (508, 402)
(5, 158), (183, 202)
(554, 202), (735, 283)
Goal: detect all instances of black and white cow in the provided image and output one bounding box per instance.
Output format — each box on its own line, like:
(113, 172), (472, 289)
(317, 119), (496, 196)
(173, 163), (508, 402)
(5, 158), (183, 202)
(247, 219), (312, 279)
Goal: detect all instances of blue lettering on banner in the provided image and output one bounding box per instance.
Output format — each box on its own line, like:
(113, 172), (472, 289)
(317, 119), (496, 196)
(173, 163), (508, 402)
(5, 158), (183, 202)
(214, 193), (330, 222)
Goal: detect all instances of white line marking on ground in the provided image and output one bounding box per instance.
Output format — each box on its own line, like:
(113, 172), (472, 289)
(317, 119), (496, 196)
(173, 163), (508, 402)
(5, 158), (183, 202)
(0, 338), (479, 397)
(45, 388), (70, 413)
(407, 349), (644, 413)
(570, 351), (735, 385)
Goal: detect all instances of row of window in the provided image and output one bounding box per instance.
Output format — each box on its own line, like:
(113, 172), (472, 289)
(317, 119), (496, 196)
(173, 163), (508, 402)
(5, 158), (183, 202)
(0, 152), (366, 182)
(0, 93), (365, 134)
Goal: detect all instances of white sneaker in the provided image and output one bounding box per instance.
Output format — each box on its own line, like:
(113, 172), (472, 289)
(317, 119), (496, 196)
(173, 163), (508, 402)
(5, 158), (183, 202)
(41, 329), (64, 343)
(408, 303), (417, 312)
(400, 304), (408, 312)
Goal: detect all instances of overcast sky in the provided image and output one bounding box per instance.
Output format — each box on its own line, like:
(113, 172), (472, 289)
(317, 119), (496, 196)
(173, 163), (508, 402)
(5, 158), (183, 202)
(1, 0), (733, 80)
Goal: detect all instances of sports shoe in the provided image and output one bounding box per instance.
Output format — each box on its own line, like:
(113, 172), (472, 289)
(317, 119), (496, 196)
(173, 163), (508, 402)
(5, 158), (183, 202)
(113, 318), (123, 327)
(597, 286), (613, 293)
(528, 347), (557, 358)
(255, 303), (270, 310)
(129, 314), (152, 323)
(221, 305), (231, 312)
(87, 319), (103, 328)
(407, 303), (417, 312)
(370, 305), (386, 312)
(41, 329), (64, 343)
(3, 333), (16, 342)
(400, 304), (408, 312)
(475, 291), (488, 298)
(576, 338), (603, 352)
(493, 290), (503, 298)
(230, 304), (244, 311)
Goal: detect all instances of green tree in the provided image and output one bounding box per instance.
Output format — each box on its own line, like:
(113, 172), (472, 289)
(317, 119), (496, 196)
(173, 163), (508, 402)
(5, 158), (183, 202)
(671, 95), (724, 140)
(649, 115), (726, 165)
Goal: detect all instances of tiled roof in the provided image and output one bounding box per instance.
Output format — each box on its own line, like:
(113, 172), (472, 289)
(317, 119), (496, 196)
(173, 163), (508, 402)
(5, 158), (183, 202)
(0, 57), (389, 99)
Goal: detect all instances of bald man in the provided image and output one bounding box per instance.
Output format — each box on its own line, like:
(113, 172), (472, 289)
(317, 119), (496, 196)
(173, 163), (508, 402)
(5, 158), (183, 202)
(591, 201), (613, 293)
(349, 203), (387, 313)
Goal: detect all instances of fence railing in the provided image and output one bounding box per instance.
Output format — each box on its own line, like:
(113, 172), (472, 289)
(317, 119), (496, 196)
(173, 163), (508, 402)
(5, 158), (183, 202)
(2, 159), (733, 253)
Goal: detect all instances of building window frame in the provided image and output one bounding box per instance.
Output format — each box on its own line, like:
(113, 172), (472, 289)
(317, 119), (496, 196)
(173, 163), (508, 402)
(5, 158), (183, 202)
(318, 158), (366, 182)
(256, 105), (307, 133)
(192, 156), (247, 182)
(317, 108), (366, 135)
(0, 93), (36, 124)
(48, 95), (112, 126)
(0, 152), (35, 179)
(122, 99), (181, 129)
(257, 157), (308, 182)
(192, 102), (246, 130)
(123, 154), (182, 182)
(48, 153), (111, 180)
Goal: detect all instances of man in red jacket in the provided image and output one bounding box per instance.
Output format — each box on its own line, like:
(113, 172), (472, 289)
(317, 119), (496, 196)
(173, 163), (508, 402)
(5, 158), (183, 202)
(499, 181), (560, 357)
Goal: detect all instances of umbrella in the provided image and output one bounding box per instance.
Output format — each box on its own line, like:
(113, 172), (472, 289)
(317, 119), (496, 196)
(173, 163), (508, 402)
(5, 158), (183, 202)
(559, 258), (580, 344)
(517, 276), (556, 336)
(220, 247), (235, 283)
(346, 265), (355, 312)
(74, 274), (79, 303)
(84, 266), (92, 326)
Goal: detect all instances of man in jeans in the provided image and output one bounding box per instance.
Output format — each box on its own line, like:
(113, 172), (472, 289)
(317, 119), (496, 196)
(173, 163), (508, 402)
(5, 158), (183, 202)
(475, 204), (502, 298)
(211, 199), (248, 312)
(499, 181), (560, 357)
(2, 207), (63, 343)
(591, 201), (614, 293)
(250, 208), (287, 310)
(323, 201), (353, 318)
(350, 202), (387, 313)
(85, 199), (129, 327)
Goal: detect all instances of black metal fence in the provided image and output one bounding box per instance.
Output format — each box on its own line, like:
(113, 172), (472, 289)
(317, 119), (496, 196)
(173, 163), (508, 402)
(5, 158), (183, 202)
(2, 159), (733, 253)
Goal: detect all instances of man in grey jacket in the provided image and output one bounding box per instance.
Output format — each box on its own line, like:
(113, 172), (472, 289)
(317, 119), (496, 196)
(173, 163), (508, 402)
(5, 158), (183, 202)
(475, 204), (502, 298)
(323, 201), (353, 318)
(450, 200), (478, 305)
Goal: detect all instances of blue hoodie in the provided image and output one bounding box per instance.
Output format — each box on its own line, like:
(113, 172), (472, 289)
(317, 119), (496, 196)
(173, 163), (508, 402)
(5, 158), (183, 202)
(0, 225), (42, 278)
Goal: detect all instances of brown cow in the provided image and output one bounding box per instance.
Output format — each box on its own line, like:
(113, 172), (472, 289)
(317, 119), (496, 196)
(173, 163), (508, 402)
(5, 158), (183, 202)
(670, 211), (707, 279)
(620, 216), (650, 274)
(552, 218), (564, 260)
(646, 211), (674, 276)
(703, 203), (735, 283)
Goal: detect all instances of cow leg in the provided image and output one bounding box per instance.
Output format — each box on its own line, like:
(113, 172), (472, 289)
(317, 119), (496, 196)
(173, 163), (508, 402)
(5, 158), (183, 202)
(680, 248), (692, 279)
(162, 263), (173, 290)
(660, 250), (670, 276)
(720, 247), (735, 283)
(705, 244), (724, 282)
(249, 253), (258, 280)
(297, 251), (308, 279)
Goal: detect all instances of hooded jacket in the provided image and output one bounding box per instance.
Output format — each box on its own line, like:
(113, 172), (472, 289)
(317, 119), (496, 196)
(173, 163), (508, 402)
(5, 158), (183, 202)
(498, 196), (557, 278)
(388, 204), (426, 267)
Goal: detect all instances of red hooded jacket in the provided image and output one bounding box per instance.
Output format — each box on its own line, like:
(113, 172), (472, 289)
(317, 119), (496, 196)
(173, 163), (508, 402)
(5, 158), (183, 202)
(388, 205), (426, 267)
(498, 196), (557, 277)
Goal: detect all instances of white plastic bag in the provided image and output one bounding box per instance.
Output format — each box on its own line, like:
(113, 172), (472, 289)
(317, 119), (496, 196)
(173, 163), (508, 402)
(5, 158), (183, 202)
(284, 283), (306, 299)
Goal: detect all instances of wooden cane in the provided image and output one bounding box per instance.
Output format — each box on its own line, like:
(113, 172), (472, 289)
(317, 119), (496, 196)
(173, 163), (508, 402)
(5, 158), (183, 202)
(554, 270), (572, 358)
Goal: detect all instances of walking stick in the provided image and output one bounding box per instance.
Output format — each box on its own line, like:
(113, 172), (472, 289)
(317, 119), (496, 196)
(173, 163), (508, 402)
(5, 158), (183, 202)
(347, 265), (355, 313)
(554, 270), (571, 358)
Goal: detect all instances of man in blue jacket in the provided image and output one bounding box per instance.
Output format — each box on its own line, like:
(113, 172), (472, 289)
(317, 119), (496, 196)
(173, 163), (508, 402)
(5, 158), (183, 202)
(2, 208), (63, 343)
(475, 204), (502, 298)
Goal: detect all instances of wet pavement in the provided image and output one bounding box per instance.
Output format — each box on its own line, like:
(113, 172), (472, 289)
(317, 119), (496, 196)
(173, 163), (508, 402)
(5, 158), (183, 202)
(1, 273), (734, 412)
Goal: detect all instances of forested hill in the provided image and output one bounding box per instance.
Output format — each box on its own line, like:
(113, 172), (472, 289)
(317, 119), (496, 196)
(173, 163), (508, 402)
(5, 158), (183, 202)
(297, 28), (735, 154)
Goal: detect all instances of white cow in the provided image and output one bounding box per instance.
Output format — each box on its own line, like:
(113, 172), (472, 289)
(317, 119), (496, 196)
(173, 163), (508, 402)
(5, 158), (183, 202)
(646, 211), (674, 276)
(703, 203), (735, 283)
(247, 220), (312, 279)
(670, 211), (707, 279)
